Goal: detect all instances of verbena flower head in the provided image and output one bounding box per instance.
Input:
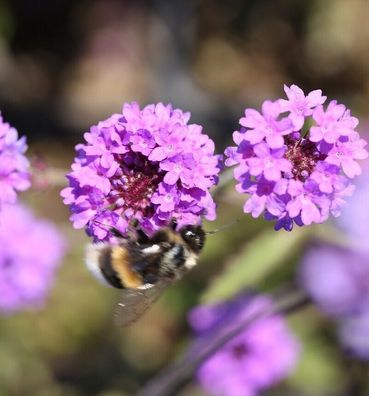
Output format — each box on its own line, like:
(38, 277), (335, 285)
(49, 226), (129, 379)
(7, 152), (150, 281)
(0, 114), (30, 208)
(188, 295), (299, 396)
(0, 203), (66, 314)
(61, 103), (221, 241)
(299, 244), (369, 317)
(225, 85), (368, 231)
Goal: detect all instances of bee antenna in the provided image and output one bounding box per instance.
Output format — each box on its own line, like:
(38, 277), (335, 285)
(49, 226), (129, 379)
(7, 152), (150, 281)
(205, 219), (239, 235)
(92, 220), (126, 238)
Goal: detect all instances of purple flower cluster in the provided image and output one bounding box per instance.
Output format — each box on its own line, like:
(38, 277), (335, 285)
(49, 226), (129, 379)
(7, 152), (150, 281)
(300, 244), (369, 359)
(0, 203), (66, 313)
(0, 114), (30, 208)
(225, 85), (368, 231)
(300, 244), (369, 317)
(299, 141), (369, 360)
(189, 295), (299, 396)
(339, 314), (369, 360)
(61, 102), (221, 241)
(337, 158), (369, 251)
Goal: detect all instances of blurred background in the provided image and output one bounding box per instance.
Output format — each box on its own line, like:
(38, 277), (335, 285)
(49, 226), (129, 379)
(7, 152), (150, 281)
(1, 0), (369, 395)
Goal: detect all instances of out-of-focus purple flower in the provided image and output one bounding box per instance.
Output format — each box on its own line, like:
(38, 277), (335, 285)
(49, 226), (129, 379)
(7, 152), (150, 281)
(337, 161), (369, 251)
(0, 203), (66, 314)
(225, 84), (368, 231)
(300, 242), (369, 360)
(299, 244), (369, 318)
(0, 114), (30, 208)
(338, 312), (369, 360)
(188, 295), (299, 396)
(61, 103), (221, 241)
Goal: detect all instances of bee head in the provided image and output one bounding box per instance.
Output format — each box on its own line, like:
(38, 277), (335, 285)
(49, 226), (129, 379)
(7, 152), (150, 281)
(179, 225), (206, 254)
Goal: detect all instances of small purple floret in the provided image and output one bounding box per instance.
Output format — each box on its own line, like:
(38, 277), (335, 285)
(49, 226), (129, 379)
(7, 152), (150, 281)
(61, 103), (221, 241)
(189, 295), (299, 396)
(0, 203), (66, 314)
(225, 84), (368, 230)
(0, 114), (30, 208)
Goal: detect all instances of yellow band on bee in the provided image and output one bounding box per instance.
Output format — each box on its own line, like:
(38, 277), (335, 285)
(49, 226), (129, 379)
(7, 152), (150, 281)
(111, 247), (143, 288)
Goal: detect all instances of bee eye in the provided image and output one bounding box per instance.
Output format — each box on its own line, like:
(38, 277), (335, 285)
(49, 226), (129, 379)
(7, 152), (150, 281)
(180, 226), (205, 254)
(185, 230), (195, 239)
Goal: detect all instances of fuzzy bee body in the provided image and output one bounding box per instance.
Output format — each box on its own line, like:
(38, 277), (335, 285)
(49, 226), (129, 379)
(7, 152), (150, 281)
(86, 225), (206, 325)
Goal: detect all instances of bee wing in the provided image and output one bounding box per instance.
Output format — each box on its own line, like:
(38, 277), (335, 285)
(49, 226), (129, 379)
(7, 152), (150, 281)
(114, 280), (171, 326)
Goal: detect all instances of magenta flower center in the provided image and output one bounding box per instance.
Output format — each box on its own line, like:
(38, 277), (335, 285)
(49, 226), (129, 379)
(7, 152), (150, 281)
(284, 137), (326, 182)
(108, 155), (163, 215)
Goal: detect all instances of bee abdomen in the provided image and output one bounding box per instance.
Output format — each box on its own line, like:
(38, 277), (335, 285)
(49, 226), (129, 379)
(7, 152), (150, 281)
(86, 244), (120, 287)
(86, 244), (145, 289)
(98, 247), (124, 289)
(110, 246), (144, 289)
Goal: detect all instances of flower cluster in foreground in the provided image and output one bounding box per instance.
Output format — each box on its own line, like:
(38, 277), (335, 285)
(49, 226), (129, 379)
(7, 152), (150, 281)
(0, 203), (66, 313)
(225, 85), (368, 230)
(189, 295), (299, 396)
(61, 102), (221, 241)
(300, 243), (369, 359)
(0, 114), (30, 208)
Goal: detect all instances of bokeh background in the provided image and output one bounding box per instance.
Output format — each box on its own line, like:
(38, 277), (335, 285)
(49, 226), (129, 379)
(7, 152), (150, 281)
(1, 0), (369, 395)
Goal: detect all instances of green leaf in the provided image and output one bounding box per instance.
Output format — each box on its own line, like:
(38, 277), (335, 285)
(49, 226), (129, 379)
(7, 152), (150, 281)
(201, 227), (309, 303)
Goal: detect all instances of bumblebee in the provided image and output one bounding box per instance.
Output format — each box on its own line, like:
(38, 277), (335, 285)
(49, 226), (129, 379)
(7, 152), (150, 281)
(86, 223), (206, 326)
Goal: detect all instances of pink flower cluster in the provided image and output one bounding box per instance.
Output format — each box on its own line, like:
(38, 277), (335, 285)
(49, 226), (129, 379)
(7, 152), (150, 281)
(61, 102), (221, 241)
(0, 203), (66, 313)
(225, 85), (368, 230)
(0, 114), (30, 208)
(189, 295), (299, 396)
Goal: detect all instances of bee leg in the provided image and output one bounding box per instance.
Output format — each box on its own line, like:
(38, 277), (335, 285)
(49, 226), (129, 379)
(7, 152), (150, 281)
(169, 218), (178, 230)
(92, 219), (126, 238)
(109, 227), (126, 238)
(130, 219), (139, 228)
(142, 273), (158, 285)
(151, 229), (171, 244)
(135, 228), (150, 244)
